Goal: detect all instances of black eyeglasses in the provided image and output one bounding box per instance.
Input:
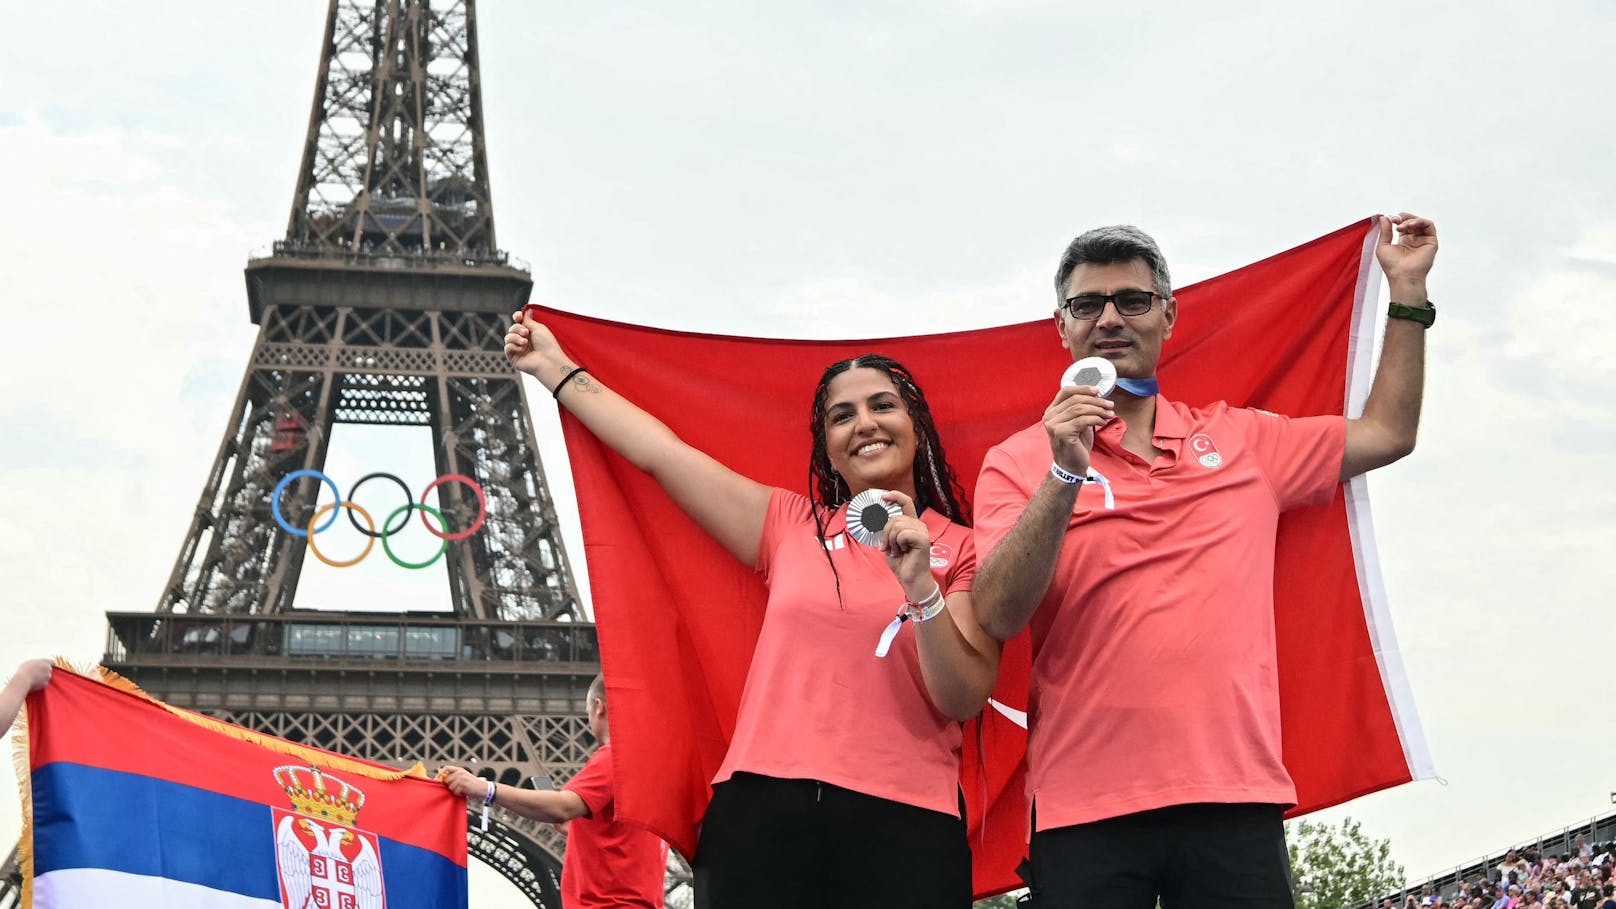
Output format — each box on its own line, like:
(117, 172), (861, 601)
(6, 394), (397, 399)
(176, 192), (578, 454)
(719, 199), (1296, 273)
(1062, 290), (1162, 321)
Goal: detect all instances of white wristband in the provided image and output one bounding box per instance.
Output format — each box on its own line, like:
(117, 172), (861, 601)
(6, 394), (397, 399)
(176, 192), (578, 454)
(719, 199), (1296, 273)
(479, 780), (494, 832)
(874, 585), (947, 658)
(906, 584), (947, 623)
(1050, 462), (1084, 485)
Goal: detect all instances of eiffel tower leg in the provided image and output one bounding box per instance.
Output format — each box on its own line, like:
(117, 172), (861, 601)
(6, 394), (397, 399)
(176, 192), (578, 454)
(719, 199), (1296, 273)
(158, 308), (340, 616)
(435, 368), (584, 621)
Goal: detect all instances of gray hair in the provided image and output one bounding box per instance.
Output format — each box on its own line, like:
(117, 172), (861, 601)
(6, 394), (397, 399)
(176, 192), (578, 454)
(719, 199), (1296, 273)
(1053, 225), (1173, 302)
(586, 674), (605, 705)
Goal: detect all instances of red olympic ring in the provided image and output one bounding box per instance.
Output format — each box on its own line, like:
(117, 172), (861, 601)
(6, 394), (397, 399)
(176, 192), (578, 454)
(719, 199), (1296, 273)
(418, 473), (487, 541)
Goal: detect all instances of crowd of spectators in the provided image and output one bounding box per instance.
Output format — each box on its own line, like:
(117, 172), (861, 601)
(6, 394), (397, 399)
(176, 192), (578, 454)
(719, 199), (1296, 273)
(1388, 838), (1616, 909)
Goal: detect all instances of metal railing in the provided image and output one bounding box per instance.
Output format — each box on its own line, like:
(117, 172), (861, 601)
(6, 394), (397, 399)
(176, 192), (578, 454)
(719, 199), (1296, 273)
(1373, 811), (1616, 907)
(249, 239), (529, 273)
(104, 611), (598, 667)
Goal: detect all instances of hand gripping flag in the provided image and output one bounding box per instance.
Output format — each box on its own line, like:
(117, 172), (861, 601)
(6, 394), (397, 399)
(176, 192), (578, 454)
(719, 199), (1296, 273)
(537, 218), (1435, 896)
(15, 665), (467, 909)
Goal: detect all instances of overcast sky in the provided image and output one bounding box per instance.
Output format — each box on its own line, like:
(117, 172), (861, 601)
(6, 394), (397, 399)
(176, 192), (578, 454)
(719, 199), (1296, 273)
(4, 2), (1615, 904)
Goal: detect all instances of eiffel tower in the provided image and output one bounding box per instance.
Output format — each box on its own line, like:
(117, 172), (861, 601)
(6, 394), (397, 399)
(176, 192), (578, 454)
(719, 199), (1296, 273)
(1, 3), (609, 907)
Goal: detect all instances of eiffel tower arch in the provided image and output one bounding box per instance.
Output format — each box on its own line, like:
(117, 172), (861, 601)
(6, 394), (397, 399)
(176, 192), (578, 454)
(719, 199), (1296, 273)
(0, 2), (639, 907)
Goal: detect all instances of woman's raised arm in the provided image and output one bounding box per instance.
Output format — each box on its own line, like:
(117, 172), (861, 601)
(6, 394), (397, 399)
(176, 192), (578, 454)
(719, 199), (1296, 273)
(508, 312), (771, 566)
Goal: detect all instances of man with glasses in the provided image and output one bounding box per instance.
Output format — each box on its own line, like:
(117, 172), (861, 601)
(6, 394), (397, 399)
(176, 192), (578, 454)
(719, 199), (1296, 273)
(972, 217), (1437, 908)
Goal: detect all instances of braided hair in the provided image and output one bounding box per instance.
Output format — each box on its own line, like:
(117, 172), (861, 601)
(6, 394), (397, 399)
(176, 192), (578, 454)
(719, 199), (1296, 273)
(806, 354), (970, 602)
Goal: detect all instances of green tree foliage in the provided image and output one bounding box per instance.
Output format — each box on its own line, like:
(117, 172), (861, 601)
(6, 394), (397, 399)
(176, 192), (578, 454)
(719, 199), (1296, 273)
(1289, 817), (1406, 909)
(974, 891), (1026, 908)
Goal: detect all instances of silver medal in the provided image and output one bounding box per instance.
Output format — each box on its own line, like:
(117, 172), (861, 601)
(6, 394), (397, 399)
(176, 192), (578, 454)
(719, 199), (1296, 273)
(844, 488), (901, 547)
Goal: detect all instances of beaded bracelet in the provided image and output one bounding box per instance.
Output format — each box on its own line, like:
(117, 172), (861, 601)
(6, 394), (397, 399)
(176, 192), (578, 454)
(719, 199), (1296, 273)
(905, 584), (947, 623)
(874, 585), (947, 658)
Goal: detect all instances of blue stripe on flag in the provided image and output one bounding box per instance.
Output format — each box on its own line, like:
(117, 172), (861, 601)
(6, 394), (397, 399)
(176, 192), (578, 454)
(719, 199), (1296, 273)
(32, 762), (466, 909)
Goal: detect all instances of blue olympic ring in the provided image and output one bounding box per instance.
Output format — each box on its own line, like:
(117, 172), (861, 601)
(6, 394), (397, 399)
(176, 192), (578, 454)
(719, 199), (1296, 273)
(271, 469), (343, 538)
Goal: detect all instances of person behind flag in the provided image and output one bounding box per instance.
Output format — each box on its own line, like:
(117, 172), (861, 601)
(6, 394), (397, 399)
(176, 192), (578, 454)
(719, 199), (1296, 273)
(971, 215), (1438, 908)
(440, 675), (667, 908)
(1, 658), (52, 733)
(504, 313), (1002, 908)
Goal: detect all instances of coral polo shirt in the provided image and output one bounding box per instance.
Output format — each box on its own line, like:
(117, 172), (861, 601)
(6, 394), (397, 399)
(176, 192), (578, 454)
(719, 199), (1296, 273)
(975, 397), (1344, 832)
(562, 743), (667, 908)
(712, 488), (976, 817)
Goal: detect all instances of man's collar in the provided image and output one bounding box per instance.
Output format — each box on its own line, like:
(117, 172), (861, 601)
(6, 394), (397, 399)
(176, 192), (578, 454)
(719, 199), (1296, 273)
(1150, 395), (1188, 440)
(1097, 394), (1182, 442)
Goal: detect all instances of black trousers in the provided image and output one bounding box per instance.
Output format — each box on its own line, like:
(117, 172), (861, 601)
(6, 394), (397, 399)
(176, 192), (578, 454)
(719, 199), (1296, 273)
(693, 772), (972, 909)
(1024, 803), (1295, 909)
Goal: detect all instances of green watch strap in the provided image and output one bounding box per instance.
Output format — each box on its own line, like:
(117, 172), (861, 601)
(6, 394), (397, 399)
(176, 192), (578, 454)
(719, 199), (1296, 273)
(1388, 300), (1435, 328)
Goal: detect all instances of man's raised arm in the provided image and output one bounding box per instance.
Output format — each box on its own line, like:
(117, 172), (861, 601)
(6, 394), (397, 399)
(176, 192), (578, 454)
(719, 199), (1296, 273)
(1341, 213), (1438, 480)
(974, 385), (1111, 641)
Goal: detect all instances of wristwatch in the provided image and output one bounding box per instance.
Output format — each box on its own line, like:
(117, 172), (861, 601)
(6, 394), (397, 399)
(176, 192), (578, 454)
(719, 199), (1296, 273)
(1388, 300), (1435, 328)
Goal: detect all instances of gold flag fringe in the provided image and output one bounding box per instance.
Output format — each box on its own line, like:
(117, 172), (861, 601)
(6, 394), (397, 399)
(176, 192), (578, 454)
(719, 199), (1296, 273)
(5, 660), (54, 909)
(85, 663), (428, 781)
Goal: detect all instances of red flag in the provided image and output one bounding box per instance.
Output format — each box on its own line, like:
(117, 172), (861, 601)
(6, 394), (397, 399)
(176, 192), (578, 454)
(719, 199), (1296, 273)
(537, 218), (1432, 896)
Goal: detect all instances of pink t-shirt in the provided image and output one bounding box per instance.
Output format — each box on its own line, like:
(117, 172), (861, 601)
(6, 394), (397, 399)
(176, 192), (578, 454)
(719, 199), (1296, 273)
(563, 744), (668, 908)
(712, 488), (976, 817)
(974, 398), (1344, 832)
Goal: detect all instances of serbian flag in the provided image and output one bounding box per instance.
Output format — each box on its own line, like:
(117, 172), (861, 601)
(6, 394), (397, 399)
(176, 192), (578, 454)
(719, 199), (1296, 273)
(16, 665), (467, 909)
(539, 217), (1435, 895)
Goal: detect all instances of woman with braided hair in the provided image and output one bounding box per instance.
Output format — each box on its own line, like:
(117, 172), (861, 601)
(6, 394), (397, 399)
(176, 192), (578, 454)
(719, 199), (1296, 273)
(506, 312), (999, 908)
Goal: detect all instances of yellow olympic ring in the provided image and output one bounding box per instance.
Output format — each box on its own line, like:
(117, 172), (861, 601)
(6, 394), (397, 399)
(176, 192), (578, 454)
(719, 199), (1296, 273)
(305, 501), (377, 568)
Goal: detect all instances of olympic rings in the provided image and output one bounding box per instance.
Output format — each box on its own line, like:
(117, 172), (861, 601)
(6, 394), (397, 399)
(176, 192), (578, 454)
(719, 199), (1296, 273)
(271, 470), (487, 568)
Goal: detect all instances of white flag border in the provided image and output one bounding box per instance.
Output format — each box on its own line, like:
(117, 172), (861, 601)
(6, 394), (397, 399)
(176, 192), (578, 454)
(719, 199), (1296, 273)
(1342, 217), (1437, 782)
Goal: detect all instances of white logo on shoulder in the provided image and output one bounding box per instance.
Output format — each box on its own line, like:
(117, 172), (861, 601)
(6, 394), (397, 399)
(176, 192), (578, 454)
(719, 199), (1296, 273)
(929, 542), (952, 569)
(1188, 433), (1223, 469)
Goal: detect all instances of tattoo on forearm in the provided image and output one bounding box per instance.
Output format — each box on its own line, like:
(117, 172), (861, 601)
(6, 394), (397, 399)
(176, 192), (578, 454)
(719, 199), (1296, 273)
(555, 363), (601, 395)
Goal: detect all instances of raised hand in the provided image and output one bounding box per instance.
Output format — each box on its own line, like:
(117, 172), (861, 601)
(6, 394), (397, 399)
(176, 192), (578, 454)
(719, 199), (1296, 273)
(14, 659), (52, 692)
(1043, 385), (1114, 478)
(1375, 213), (1438, 293)
(503, 310), (572, 383)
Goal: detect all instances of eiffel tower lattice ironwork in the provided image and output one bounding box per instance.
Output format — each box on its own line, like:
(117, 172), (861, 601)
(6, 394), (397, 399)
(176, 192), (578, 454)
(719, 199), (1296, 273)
(0, 3), (639, 907)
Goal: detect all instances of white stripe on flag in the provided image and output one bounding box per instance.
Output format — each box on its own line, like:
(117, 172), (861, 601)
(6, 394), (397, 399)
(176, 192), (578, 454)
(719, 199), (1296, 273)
(1342, 217), (1437, 782)
(34, 868), (284, 909)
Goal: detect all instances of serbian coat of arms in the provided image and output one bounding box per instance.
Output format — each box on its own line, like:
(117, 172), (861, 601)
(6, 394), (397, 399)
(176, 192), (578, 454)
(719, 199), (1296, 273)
(272, 765), (387, 909)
